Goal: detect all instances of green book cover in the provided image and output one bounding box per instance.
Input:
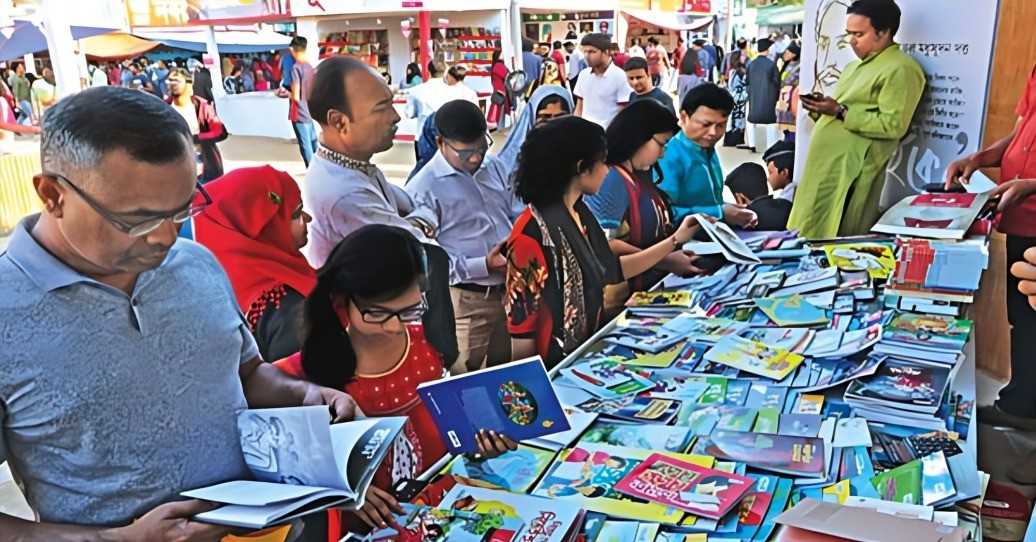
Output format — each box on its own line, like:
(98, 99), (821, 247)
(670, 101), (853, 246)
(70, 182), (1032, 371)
(870, 459), (922, 504)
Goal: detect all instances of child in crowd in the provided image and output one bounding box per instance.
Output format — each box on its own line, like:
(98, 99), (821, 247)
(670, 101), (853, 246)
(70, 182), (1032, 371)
(724, 140), (797, 231)
(273, 225), (516, 537)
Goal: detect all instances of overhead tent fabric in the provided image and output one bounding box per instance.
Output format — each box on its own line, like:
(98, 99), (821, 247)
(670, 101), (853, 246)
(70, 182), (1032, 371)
(754, 4), (805, 26)
(620, 10), (713, 32)
(0, 20), (118, 60)
(81, 33), (160, 61)
(130, 29), (292, 54)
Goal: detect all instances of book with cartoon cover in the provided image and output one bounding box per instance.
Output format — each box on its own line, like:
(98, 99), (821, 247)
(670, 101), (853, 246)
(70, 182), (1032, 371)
(703, 335), (806, 381)
(366, 503), (525, 541)
(823, 243), (897, 279)
(753, 294), (830, 327)
(444, 445), (557, 493)
(691, 430), (826, 478)
(599, 342), (685, 369)
(740, 328), (815, 354)
(626, 290), (698, 309)
(659, 316), (750, 344)
(417, 357), (570, 454)
(559, 358), (656, 398)
(614, 453), (755, 520)
(578, 420), (695, 453)
(530, 442), (715, 523)
(844, 359), (951, 414)
(882, 313), (973, 352)
(436, 486), (583, 542)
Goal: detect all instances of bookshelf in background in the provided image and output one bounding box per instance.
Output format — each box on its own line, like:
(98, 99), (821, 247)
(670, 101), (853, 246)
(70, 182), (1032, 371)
(410, 26), (501, 77)
(318, 29), (390, 71)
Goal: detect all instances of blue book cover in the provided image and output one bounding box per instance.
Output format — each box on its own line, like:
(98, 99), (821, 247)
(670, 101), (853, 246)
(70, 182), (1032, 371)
(417, 357), (570, 454)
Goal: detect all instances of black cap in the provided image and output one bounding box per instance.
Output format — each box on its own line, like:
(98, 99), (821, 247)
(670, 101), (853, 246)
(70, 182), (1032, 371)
(757, 38), (774, 52)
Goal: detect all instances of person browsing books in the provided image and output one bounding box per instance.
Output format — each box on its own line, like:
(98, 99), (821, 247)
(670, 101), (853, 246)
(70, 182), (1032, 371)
(273, 225), (517, 535)
(406, 101), (514, 374)
(585, 99), (705, 297)
(658, 83), (758, 228)
(505, 117), (706, 368)
(192, 165), (316, 363)
(0, 87), (358, 541)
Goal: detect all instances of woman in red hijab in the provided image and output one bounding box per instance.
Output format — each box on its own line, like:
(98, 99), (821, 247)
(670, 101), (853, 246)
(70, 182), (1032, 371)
(193, 165), (316, 362)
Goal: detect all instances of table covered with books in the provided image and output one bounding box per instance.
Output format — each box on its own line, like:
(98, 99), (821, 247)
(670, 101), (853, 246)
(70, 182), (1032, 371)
(354, 191), (995, 542)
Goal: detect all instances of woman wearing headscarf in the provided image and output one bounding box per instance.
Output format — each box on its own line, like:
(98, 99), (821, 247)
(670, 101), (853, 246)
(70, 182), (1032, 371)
(505, 117), (703, 368)
(480, 85), (574, 219)
(776, 42), (801, 142)
(192, 165), (317, 363)
(585, 99), (703, 297)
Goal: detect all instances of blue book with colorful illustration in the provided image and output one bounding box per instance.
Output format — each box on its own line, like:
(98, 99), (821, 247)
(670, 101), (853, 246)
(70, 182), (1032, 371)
(417, 357), (571, 454)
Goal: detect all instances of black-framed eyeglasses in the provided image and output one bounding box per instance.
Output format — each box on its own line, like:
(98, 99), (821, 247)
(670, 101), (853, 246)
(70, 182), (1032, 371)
(51, 173), (211, 237)
(357, 294), (429, 324)
(443, 133), (493, 161)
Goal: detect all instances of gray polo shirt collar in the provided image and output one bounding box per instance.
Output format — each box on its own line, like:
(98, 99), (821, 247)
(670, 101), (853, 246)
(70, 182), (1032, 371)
(5, 214), (93, 293)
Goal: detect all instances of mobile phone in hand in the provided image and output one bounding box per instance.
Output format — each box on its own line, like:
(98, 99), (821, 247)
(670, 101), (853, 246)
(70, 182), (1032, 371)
(923, 182), (966, 193)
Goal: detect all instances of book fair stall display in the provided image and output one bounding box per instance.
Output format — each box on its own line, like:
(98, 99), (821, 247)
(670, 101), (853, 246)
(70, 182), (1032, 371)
(336, 189), (995, 541)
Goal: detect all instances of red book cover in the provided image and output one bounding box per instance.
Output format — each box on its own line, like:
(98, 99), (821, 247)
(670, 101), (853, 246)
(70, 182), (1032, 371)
(613, 452), (755, 519)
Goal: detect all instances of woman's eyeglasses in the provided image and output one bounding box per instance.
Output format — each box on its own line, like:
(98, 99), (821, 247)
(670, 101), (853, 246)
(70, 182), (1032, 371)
(358, 295), (429, 324)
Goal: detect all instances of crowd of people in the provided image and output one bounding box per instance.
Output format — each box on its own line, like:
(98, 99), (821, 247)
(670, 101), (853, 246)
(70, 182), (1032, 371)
(8, 0), (1036, 540)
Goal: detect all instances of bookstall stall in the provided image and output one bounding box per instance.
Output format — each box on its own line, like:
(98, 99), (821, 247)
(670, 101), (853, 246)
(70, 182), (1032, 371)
(388, 190), (995, 541)
(293, 0), (513, 141)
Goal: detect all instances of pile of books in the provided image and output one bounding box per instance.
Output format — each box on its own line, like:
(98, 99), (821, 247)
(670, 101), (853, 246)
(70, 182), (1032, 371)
(885, 237), (990, 312)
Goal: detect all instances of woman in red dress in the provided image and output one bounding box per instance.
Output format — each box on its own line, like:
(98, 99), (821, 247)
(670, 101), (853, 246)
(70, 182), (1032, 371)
(487, 50), (511, 125)
(274, 225), (515, 539)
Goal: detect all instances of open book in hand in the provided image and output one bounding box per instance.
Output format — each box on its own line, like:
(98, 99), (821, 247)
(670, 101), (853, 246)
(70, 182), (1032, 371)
(688, 214), (762, 264)
(181, 406), (405, 529)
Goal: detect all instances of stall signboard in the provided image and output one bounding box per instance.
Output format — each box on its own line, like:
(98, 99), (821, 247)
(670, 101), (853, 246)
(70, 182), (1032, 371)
(293, 0), (509, 18)
(125, 0), (288, 27)
(794, 0), (1000, 207)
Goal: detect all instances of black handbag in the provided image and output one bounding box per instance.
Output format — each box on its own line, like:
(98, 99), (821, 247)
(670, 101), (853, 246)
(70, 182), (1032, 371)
(490, 90), (506, 105)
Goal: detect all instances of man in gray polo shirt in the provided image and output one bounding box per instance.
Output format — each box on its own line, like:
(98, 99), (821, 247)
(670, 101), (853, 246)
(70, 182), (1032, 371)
(0, 86), (358, 540)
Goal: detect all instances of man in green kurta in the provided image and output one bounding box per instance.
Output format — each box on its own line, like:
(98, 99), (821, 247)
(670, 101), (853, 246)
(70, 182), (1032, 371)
(790, 0), (925, 239)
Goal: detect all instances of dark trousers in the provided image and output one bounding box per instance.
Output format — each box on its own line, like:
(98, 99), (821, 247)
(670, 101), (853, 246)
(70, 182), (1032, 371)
(651, 73), (662, 87)
(997, 234), (1036, 418)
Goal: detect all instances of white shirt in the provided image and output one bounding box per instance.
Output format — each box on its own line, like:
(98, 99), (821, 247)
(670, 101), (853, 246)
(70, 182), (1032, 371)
(567, 49), (585, 80)
(574, 62), (634, 128)
(171, 100), (200, 135)
(405, 78), (479, 137)
(88, 66), (107, 87)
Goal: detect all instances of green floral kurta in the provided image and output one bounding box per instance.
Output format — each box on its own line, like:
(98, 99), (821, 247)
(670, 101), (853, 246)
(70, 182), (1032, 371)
(788, 44), (925, 238)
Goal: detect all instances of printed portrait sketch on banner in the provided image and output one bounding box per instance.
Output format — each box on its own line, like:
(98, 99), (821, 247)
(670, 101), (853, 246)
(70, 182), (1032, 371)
(795, 0), (1000, 209)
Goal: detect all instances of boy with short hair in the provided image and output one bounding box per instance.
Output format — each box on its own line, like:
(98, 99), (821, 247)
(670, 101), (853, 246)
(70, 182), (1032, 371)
(624, 57), (675, 113)
(724, 139), (796, 230)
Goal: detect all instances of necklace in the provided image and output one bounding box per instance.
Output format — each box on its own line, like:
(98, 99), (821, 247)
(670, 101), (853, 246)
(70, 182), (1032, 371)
(317, 145), (377, 177)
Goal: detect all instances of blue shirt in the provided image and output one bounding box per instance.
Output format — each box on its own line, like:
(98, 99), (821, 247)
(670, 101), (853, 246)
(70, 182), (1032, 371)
(279, 53), (296, 89)
(406, 152), (514, 286)
(658, 131), (726, 221)
(0, 215), (256, 527)
(629, 87), (675, 113)
(523, 52), (543, 83)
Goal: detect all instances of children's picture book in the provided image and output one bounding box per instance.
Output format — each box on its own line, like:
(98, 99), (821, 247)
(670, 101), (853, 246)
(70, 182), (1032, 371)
(845, 359), (951, 414)
(578, 420), (695, 453)
(614, 453), (755, 520)
(576, 395), (683, 425)
(437, 485), (583, 542)
(823, 243), (896, 279)
(745, 383), (790, 411)
(530, 442), (713, 523)
(366, 503), (525, 541)
(692, 430), (826, 478)
(603, 326), (686, 354)
(753, 295), (830, 327)
(805, 325), (883, 360)
(444, 444), (557, 493)
(657, 316), (750, 344)
(770, 267), (840, 297)
(872, 192), (989, 240)
(694, 214), (762, 264)
(559, 358), (656, 398)
(626, 290), (698, 310)
(777, 414), (823, 438)
(870, 460), (923, 504)
(882, 313), (973, 352)
(716, 407), (759, 432)
(600, 342), (684, 369)
(646, 375), (711, 403)
(181, 407), (405, 529)
(704, 335), (806, 381)
(920, 451), (957, 507)
(795, 355), (884, 394)
(740, 328), (815, 354)
(525, 407), (598, 451)
(418, 357), (570, 454)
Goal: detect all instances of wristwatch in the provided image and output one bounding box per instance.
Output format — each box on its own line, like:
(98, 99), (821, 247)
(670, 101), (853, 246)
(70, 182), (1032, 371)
(836, 104), (849, 121)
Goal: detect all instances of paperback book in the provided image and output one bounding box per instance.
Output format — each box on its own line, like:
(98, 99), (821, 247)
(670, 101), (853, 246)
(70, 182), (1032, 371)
(576, 395), (683, 425)
(691, 430), (827, 478)
(559, 358), (656, 398)
(437, 485), (583, 542)
(577, 420), (696, 454)
(418, 357), (570, 454)
(703, 335), (806, 381)
(365, 503), (526, 541)
(871, 192), (989, 240)
(844, 359), (951, 414)
(614, 453), (755, 520)
(182, 407), (405, 529)
(753, 294), (829, 327)
(444, 444), (557, 493)
(822, 243), (897, 279)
